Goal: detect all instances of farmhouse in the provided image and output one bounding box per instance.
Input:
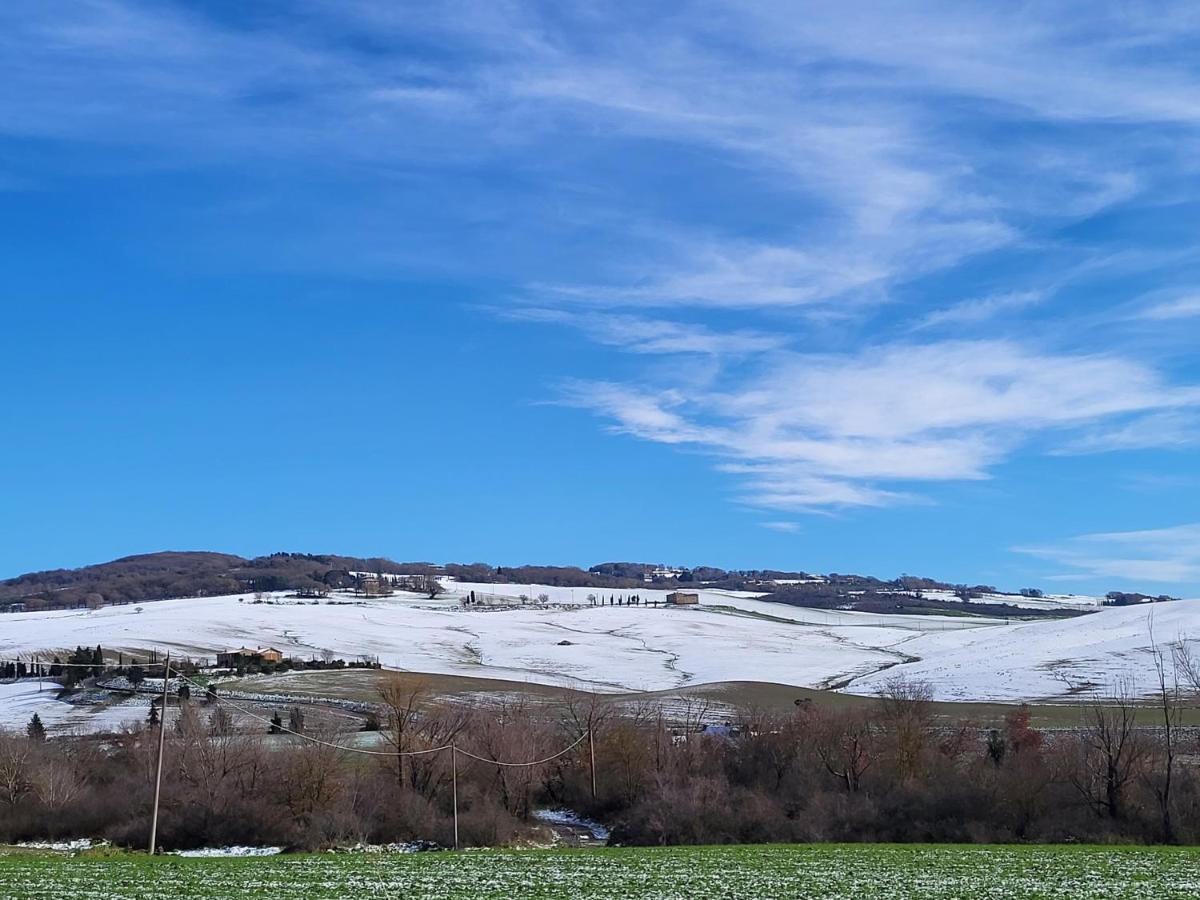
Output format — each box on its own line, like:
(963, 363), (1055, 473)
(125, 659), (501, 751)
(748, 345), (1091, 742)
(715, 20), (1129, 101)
(216, 647), (284, 667)
(666, 592), (699, 606)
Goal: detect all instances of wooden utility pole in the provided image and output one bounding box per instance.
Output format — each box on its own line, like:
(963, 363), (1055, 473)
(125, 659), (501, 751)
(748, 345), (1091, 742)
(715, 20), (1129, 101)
(149, 651), (170, 855)
(451, 745), (460, 850)
(589, 729), (597, 800)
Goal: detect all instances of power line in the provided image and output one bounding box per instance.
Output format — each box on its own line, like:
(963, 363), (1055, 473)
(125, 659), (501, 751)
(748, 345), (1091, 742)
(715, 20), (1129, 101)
(454, 730), (590, 768)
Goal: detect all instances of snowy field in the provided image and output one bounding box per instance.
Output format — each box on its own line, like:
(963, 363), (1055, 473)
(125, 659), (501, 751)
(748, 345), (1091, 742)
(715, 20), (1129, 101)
(0, 581), (1197, 726)
(0, 587), (932, 695)
(845, 598), (1200, 701)
(0, 680), (149, 734)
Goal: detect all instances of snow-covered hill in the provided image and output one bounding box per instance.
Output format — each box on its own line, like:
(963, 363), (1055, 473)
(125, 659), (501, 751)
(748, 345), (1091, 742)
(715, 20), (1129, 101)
(0, 582), (1195, 719)
(844, 598), (1200, 701)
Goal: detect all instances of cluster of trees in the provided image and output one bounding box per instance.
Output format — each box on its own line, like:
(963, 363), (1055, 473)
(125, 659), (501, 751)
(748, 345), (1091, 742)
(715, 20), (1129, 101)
(3, 671), (1200, 851)
(0, 552), (422, 613)
(762, 584), (1084, 619)
(224, 655), (381, 678)
(1104, 592), (1180, 606)
(2, 647), (111, 684)
(0, 552), (248, 611)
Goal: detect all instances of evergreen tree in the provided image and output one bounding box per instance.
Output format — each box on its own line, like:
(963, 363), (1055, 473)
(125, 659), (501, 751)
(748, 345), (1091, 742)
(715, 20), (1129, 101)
(288, 706), (305, 734)
(147, 703), (160, 726)
(269, 712), (283, 735)
(26, 713), (46, 742)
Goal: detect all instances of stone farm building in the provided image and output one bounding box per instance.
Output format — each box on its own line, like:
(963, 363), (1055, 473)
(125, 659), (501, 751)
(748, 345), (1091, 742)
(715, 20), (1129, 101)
(216, 647), (285, 668)
(666, 592), (700, 606)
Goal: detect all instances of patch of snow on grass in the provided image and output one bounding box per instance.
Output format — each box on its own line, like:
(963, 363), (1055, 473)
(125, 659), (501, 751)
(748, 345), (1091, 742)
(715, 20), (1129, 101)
(172, 846), (282, 857)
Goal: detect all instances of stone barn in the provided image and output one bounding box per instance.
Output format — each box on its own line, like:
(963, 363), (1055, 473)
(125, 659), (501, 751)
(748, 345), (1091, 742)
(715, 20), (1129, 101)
(665, 592), (700, 606)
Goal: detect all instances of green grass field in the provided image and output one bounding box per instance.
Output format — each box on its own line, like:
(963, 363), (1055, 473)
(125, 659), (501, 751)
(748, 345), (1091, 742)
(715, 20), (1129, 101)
(3, 844), (1200, 899)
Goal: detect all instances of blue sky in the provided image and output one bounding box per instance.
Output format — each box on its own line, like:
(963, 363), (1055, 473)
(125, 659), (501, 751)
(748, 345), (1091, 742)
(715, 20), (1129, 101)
(1, 1), (1198, 594)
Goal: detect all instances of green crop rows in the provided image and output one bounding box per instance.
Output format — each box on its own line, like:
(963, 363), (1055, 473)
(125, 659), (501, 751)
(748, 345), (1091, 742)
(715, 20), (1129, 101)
(3, 844), (1200, 899)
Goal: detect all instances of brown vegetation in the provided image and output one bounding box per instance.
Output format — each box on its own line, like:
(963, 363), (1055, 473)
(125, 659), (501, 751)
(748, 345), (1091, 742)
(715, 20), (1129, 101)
(2, 674), (1200, 850)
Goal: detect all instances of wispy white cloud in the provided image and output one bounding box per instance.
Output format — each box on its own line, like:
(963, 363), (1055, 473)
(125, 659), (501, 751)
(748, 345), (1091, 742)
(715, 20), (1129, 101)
(1139, 293), (1200, 321)
(558, 381), (710, 446)
(1015, 523), (1200, 586)
(1053, 411), (1200, 454)
(732, 3), (1200, 124)
(760, 521), (801, 533)
(913, 290), (1045, 330)
(505, 308), (787, 355)
(563, 340), (1200, 509)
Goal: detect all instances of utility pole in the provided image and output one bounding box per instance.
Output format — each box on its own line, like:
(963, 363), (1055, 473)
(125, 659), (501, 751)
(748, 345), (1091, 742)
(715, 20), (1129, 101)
(451, 745), (460, 851)
(589, 729), (597, 801)
(149, 651), (170, 855)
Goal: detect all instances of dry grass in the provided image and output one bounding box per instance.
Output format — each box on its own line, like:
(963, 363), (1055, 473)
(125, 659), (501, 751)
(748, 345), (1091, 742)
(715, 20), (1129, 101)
(213, 670), (1200, 729)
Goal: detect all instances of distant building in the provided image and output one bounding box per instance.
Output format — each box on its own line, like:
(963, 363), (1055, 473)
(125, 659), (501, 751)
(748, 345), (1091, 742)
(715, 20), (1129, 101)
(644, 566), (684, 583)
(666, 592), (699, 606)
(1, 602), (26, 614)
(216, 647), (284, 668)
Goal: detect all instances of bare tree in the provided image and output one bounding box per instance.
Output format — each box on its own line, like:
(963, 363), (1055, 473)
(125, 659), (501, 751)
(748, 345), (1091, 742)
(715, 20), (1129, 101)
(1148, 613), (1181, 841)
(377, 673), (430, 788)
(0, 735), (32, 806)
(1071, 679), (1149, 820)
(277, 727), (345, 825)
(463, 699), (545, 817)
(31, 753), (84, 812)
(1172, 635), (1200, 695)
(807, 706), (873, 793)
(559, 691), (614, 800)
(876, 677), (934, 781)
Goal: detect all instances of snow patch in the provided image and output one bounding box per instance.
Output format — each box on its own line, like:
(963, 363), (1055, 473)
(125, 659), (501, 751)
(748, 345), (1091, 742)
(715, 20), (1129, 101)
(172, 846), (282, 857)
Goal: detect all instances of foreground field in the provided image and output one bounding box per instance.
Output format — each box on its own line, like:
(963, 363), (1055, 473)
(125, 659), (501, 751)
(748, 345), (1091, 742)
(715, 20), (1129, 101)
(3, 845), (1200, 899)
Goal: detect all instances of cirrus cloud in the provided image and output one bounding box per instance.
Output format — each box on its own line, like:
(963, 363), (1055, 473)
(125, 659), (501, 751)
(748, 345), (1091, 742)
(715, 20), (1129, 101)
(1015, 523), (1200, 587)
(562, 339), (1200, 510)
